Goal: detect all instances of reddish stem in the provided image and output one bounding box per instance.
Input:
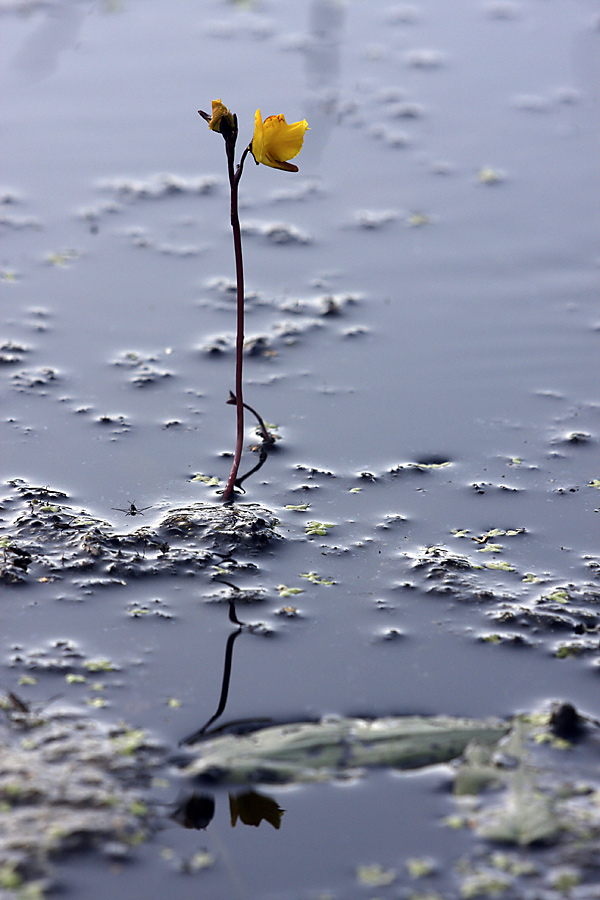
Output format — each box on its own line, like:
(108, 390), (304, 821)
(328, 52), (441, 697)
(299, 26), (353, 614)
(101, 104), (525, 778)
(222, 143), (251, 503)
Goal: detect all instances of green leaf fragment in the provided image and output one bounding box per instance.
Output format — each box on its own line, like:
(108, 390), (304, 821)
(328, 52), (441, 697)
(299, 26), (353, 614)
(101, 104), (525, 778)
(86, 697), (107, 708)
(84, 658), (117, 672)
(550, 870), (581, 892)
(129, 800), (148, 817)
(406, 857), (436, 879)
(192, 474), (220, 486)
(442, 814), (467, 830)
(284, 503), (310, 511)
(189, 850), (216, 871)
(460, 872), (512, 898)
(477, 166), (503, 184)
(356, 863), (397, 887)
(127, 830), (148, 847)
(476, 543), (504, 553)
(277, 585), (304, 598)
(0, 864), (22, 890)
(488, 853), (538, 876)
(533, 732), (571, 749)
(305, 521), (335, 536)
(112, 728), (146, 756)
(452, 529), (470, 538)
(546, 590), (569, 603)
(556, 645), (579, 659)
(46, 250), (78, 266)
(485, 561), (515, 572)
(299, 572), (335, 585)
(589, 480), (600, 489)
(15, 882), (46, 900)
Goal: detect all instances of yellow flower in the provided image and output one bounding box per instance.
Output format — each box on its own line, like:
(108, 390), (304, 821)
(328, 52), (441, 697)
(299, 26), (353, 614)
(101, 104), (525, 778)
(251, 109), (308, 172)
(207, 99), (235, 133)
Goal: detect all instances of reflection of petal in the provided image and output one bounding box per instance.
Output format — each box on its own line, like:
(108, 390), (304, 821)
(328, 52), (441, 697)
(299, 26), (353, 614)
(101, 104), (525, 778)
(229, 790), (284, 830)
(306, 0), (344, 91)
(171, 793), (215, 830)
(301, 0), (345, 166)
(570, 14), (600, 133)
(10, 1), (86, 83)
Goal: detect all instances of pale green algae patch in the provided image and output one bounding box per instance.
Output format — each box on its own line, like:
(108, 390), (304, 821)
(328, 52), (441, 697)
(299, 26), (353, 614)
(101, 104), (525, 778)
(183, 715), (509, 784)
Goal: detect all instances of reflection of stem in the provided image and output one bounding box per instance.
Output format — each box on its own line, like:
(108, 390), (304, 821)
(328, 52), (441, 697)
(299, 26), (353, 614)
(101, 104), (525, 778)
(227, 391), (276, 446)
(227, 595), (244, 627)
(180, 625), (242, 745)
(222, 142), (252, 504)
(235, 445), (268, 491)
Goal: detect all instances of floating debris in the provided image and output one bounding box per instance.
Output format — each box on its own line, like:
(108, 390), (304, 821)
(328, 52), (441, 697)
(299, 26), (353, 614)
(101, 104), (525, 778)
(0, 212), (42, 231)
(112, 350), (172, 387)
(98, 173), (220, 201)
(269, 180), (323, 202)
(404, 48), (446, 68)
(241, 220), (311, 244)
(477, 166), (505, 185)
(11, 367), (60, 392)
(353, 208), (399, 229)
(0, 341), (30, 365)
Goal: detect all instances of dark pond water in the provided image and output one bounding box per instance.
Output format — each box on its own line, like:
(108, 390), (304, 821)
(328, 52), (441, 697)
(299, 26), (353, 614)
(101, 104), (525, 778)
(2, 0), (600, 897)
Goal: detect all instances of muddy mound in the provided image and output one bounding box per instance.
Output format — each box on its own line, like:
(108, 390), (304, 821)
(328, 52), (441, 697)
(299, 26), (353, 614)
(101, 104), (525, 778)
(0, 480), (280, 586)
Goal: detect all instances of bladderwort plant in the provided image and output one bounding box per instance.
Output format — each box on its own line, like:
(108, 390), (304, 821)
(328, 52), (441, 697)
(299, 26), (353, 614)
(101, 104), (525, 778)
(198, 100), (308, 503)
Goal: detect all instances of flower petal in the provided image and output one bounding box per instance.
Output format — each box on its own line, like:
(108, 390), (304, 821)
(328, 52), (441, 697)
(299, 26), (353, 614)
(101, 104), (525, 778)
(252, 109), (265, 163)
(264, 115), (308, 162)
(209, 99), (235, 133)
(252, 110), (308, 171)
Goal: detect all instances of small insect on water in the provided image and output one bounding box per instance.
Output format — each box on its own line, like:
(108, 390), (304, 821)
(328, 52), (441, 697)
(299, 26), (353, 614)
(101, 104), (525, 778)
(112, 502), (152, 517)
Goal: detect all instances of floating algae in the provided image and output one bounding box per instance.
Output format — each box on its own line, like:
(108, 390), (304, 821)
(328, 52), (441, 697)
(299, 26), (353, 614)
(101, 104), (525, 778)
(183, 715), (510, 785)
(0, 696), (164, 892)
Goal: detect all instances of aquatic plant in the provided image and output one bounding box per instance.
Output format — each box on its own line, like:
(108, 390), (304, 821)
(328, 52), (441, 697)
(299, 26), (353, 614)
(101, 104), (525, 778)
(199, 100), (308, 502)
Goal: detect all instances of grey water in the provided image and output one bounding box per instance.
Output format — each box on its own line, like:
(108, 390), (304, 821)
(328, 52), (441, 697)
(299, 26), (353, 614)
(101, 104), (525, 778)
(1, 0), (600, 897)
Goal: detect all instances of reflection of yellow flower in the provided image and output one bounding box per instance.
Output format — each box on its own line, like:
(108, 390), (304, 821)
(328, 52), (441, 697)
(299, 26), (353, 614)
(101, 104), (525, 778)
(208, 99), (235, 133)
(251, 110), (308, 172)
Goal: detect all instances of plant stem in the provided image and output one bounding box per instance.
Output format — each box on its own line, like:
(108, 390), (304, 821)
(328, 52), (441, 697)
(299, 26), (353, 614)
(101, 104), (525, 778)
(222, 143), (251, 503)
(227, 391), (276, 446)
